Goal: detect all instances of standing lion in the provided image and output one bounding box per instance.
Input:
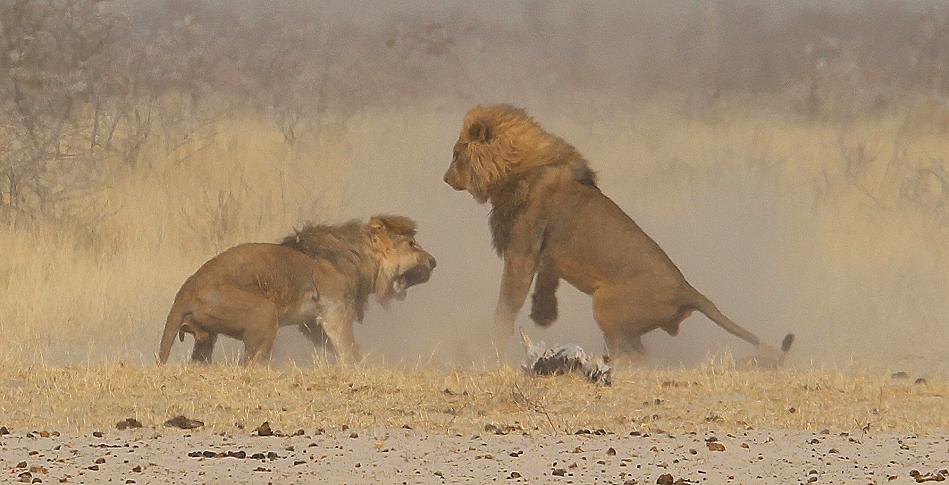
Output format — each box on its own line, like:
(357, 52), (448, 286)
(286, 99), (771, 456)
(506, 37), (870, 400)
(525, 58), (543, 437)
(443, 104), (792, 363)
(158, 215), (436, 365)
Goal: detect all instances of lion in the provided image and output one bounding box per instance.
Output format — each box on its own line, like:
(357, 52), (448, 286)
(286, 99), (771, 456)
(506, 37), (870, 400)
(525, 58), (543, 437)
(443, 104), (792, 364)
(158, 215), (436, 365)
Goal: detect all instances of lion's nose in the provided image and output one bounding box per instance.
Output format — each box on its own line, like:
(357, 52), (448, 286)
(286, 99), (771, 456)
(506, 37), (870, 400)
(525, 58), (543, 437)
(428, 255), (437, 269)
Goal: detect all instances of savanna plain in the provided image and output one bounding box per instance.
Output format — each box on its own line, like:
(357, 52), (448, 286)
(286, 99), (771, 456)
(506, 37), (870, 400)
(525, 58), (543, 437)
(2, 1), (949, 483)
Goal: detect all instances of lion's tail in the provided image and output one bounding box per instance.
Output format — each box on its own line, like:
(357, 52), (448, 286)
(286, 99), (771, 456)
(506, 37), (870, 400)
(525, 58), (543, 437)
(687, 286), (793, 352)
(158, 299), (187, 365)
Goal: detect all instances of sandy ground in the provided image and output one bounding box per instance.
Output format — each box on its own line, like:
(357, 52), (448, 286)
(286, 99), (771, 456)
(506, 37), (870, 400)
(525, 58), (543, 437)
(1, 427), (947, 484)
(1, 364), (947, 483)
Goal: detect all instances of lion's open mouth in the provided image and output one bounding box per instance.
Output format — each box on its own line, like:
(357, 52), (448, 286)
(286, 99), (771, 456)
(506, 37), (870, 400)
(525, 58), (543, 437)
(392, 265), (433, 300)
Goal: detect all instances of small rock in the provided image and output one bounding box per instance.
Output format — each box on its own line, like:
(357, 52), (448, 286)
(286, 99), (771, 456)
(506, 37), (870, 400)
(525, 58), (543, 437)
(94, 458), (105, 464)
(92, 431), (103, 438)
(509, 471), (522, 479)
(254, 422), (273, 437)
(891, 371), (909, 379)
(87, 465), (99, 471)
(607, 447), (617, 456)
(707, 442), (726, 452)
(915, 378), (927, 385)
(115, 419), (143, 431)
(0, 426), (10, 435)
(657, 474), (675, 485)
(552, 468), (566, 476)
(163, 416), (203, 430)
(131, 466), (142, 473)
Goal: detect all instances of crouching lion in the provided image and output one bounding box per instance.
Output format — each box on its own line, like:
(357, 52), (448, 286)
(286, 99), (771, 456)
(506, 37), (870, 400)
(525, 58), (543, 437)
(443, 104), (792, 364)
(158, 215), (436, 365)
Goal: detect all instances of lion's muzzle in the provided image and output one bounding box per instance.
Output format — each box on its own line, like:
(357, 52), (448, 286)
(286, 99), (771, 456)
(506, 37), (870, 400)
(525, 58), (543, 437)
(443, 169), (465, 191)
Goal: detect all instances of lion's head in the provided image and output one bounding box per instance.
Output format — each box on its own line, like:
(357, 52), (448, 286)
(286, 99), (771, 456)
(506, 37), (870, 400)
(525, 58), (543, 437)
(443, 104), (597, 203)
(280, 215), (436, 305)
(366, 215), (436, 303)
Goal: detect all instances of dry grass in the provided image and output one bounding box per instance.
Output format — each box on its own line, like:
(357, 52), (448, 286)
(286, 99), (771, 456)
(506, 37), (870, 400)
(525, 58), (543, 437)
(0, 106), (947, 367)
(0, 361), (945, 435)
(1, 105), (947, 437)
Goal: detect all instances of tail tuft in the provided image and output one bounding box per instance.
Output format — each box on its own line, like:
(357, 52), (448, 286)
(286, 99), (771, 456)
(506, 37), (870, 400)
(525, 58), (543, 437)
(781, 333), (795, 352)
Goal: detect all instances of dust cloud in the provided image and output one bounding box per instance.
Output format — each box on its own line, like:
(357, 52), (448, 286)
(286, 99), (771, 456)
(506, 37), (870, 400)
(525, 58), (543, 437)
(2, 1), (947, 373)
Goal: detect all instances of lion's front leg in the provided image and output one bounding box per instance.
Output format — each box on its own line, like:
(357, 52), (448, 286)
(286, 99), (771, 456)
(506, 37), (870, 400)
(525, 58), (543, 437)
(320, 302), (360, 364)
(493, 254), (538, 339)
(529, 260), (559, 327)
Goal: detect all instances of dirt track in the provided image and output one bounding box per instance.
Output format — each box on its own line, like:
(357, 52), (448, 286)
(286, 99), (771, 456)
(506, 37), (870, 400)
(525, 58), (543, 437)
(2, 427), (947, 484)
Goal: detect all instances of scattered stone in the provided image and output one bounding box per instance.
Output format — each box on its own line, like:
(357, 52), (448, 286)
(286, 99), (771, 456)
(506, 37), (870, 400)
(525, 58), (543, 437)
(508, 471), (522, 479)
(657, 474), (675, 485)
(115, 419), (143, 431)
(92, 431), (103, 438)
(891, 372), (909, 379)
(254, 422), (273, 437)
(164, 416), (204, 430)
(0, 426), (10, 435)
(910, 469), (949, 483)
(707, 442), (726, 452)
(607, 447), (617, 456)
(915, 378), (927, 385)
(552, 468), (566, 476)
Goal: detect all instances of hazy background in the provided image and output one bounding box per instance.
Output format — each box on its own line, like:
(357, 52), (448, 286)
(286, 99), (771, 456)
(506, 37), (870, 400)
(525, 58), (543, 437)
(1, 1), (947, 373)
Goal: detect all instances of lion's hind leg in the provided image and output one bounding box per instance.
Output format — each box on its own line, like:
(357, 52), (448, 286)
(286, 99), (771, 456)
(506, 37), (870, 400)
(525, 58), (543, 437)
(190, 285), (280, 365)
(239, 304), (280, 365)
(189, 329), (218, 364)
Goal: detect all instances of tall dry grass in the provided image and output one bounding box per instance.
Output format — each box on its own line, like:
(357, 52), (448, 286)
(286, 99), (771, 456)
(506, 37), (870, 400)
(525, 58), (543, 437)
(0, 103), (947, 374)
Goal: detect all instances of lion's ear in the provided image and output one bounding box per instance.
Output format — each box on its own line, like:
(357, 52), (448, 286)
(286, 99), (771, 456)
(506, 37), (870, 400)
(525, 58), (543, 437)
(368, 216), (386, 235)
(467, 120), (491, 143)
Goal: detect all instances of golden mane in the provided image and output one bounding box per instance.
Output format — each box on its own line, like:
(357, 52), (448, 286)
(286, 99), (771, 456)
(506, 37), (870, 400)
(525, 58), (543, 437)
(459, 104), (597, 201)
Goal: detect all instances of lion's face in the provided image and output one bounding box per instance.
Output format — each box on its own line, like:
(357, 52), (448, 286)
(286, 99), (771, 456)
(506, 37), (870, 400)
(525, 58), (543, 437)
(369, 216), (437, 302)
(443, 109), (509, 203)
